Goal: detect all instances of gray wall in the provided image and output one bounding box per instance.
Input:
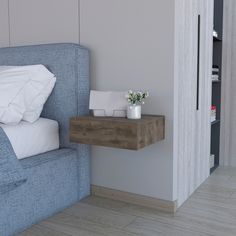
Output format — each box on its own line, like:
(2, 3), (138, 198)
(221, 0), (236, 166)
(0, 0), (79, 47)
(80, 0), (176, 201)
(0, 0), (9, 47)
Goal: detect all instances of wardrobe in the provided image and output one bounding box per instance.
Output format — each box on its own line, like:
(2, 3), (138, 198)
(174, 0), (214, 206)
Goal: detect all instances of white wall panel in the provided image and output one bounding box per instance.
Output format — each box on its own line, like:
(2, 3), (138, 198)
(0, 0), (10, 47)
(174, 0), (213, 206)
(196, 0), (213, 190)
(9, 0), (79, 46)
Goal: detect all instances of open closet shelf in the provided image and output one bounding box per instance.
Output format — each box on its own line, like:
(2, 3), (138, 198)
(210, 0), (224, 174)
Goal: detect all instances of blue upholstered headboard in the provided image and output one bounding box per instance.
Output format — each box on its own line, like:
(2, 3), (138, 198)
(0, 43), (90, 148)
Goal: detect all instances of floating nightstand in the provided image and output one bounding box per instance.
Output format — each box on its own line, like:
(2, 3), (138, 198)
(70, 115), (165, 150)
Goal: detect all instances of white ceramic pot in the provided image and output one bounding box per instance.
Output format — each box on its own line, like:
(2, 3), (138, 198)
(127, 104), (141, 119)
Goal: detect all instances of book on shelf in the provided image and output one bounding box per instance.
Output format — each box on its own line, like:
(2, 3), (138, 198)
(212, 65), (220, 81)
(212, 68), (219, 73)
(212, 74), (220, 82)
(212, 65), (219, 72)
(211, 106), (216, 122)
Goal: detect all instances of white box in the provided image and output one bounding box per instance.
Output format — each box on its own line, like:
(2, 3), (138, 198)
(212, 75), (219, 81)
(212, 68), (219, 73)
(89, 90), (127, 117)
(210, 154), (215, 169)
(211, 115), (216, 122)
(213, 30), (218, 38)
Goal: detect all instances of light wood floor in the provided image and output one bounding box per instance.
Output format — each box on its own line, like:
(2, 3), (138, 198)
(19, 167), (236, 236)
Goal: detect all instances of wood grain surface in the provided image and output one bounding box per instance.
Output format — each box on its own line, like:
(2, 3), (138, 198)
(70, 115), (165, 150)
(20, 167), (236, 236)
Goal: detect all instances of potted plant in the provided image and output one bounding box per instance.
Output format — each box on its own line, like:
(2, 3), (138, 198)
(126, 90), (149, 119)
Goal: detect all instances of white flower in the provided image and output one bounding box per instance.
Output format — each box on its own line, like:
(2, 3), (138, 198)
(126, 90), (149, 105)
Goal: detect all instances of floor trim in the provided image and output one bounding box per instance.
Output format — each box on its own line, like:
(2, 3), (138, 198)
(91, 185), (177, 213)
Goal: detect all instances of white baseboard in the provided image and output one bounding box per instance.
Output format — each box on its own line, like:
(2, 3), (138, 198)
(91, 185), (177, 213)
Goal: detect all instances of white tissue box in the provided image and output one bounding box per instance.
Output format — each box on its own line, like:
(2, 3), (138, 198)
(89, 90), (127, 117)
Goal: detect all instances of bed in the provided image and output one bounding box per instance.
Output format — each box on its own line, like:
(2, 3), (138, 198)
(0, 43), (90, 236)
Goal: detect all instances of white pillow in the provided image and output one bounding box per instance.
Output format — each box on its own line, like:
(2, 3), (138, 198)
(0, 65), (56, 125)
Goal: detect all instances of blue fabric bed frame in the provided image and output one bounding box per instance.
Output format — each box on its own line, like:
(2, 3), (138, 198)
(0, 43), (90, 236)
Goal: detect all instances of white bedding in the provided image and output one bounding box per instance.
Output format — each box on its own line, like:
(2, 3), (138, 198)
(0, 118), (59, 160)
(0, 65), (56, 124)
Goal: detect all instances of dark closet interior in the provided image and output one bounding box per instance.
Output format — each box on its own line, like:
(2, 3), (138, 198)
(211, 0), (224, 173)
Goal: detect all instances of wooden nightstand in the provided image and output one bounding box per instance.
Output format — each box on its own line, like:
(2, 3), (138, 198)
(70, 115), (165, 150)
